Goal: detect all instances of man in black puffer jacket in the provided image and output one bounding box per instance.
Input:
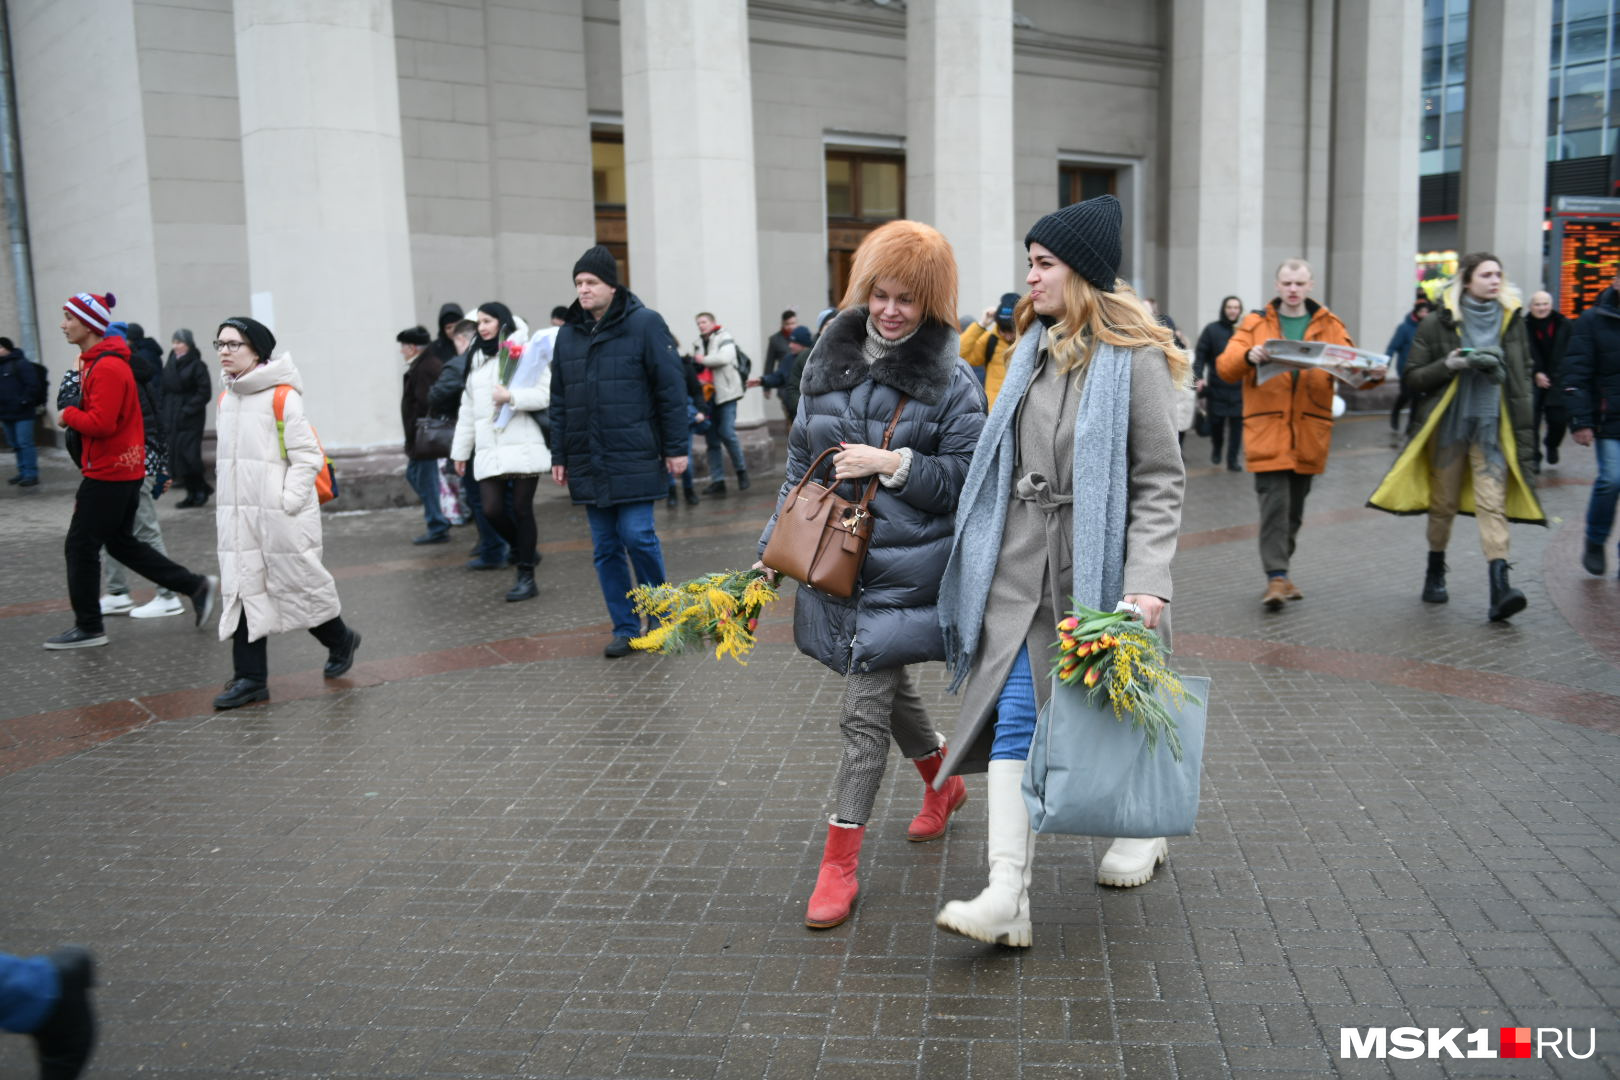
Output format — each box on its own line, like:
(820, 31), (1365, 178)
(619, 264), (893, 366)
(1564, 278), (1620, 576)
(550, 245), (689, 658)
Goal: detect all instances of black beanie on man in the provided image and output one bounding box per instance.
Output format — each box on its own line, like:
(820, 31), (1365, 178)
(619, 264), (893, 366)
(1024, 194), (1122, 292)
(572, 245), (619, 288)
(218, 316), (277, 364)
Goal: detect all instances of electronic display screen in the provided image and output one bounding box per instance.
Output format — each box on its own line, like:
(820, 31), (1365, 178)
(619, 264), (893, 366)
(1558, 218), (1620, 317)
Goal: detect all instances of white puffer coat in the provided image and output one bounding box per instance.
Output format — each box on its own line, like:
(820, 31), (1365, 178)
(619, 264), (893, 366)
(214, 354), (341, 642)
(450, 326), (551, 480)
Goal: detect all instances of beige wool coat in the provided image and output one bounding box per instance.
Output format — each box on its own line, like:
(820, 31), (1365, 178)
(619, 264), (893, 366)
(938, 340), (1186, 782)
(214, 355), (341, 643)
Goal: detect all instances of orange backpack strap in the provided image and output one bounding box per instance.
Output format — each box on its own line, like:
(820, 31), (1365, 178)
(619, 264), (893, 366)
(271, 384), (292, 459)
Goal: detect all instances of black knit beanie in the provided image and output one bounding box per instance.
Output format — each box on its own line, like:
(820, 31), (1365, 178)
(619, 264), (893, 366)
(1024, 194), (1122, 292)
(218, 316), (276, 365)
(572, 245), (619, 288)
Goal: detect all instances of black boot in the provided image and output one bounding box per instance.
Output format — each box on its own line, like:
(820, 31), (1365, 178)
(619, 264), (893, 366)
(684, 485), (700, 506)
(667, 485), (678, 508)
(1421, 551), (1448, 604)
(1487, 559), (1526, 622)
(736, 469), (751, 491)
(1582, 540), (1606, 576)
(32, 946), (96, 1080)
(704, 479), (727, 496)
(324, 628), (361, 678)
(213, 678), (269, 710)
(505, 564), (538, 602)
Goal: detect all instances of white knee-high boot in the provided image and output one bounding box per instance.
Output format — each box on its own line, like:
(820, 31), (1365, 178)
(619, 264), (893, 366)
(935, 759), (1035, 947)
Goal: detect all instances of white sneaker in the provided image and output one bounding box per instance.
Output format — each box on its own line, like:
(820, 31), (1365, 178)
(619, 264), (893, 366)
(99, 593), (134, 615)
(130, 594), (185, 619)
(1096, 836), (1167, 888)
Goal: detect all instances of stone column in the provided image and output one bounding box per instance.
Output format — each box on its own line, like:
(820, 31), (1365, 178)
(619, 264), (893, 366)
(1461, 0), (1553, 290)
(907, 0), (1016, 315)
(234, 0), (415, 450)
(1328, 0), (1421, 348)
(619, 0), (767, 450)
(1167, 0), (1266, 332)
(484, 0), (596, 309)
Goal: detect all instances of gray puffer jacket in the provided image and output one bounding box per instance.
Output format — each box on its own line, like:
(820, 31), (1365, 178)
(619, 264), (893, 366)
(759, 307), (986, 675)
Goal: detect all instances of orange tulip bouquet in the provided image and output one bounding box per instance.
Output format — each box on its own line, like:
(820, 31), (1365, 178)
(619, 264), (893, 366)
(1051, 602), (1199, 760)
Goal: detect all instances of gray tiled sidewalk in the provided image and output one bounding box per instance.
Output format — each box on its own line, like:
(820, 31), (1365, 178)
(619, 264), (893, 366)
(2, 417), (1618, 1078)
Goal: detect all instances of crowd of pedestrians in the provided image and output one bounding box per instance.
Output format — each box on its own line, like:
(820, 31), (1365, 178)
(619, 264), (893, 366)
(5, 193), (1619, 1077)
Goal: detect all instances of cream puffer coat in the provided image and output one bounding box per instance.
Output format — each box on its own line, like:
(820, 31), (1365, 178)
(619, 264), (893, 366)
(214, 354), (341, 643)
(450, 323), (551, 480)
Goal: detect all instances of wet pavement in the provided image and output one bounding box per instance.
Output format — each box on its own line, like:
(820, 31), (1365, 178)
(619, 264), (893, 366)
(1, 414), (1617, 1078)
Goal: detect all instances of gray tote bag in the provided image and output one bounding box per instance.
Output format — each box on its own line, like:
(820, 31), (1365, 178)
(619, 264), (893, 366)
(1021, 674), (1211, 839)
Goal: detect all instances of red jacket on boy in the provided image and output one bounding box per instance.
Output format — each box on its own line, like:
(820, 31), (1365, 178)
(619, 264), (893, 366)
(60, 335), (145, 481)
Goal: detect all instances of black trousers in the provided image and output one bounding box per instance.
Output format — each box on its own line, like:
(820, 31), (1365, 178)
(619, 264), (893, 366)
(232, 611), (350, 683)
(1535, 385), (1567, 460)
(66, 477), (204, 633)
(1209, 415), (1242, 465)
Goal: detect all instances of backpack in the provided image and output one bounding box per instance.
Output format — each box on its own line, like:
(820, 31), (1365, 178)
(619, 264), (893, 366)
(272, 385), (338, 504)
(733, 346), (752, 383)
(28, 360), (48, 408)
(219, 385), (339, 504)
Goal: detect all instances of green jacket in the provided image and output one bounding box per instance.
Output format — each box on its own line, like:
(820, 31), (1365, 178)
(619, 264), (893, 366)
(1404, 282), (1536, 478)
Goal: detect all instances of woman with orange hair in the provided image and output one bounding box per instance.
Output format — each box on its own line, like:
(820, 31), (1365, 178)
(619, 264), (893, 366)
(934, 195), (1189, 947)
(755, 219), (987, 930)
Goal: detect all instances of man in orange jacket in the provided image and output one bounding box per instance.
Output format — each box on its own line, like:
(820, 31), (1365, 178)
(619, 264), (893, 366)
(1218, 259), (1355, 611)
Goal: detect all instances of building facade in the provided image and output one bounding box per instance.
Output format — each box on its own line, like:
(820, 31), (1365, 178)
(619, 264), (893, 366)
(0, 0), (1548, 452)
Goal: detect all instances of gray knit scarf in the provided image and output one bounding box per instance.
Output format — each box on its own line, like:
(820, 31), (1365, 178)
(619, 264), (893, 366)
(938, 323), (1132, 691)
(1437, 293), (1506, 468)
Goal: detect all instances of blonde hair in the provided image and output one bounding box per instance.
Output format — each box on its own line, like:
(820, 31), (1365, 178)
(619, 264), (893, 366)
(1275, 257), (1313, 280)
(1013, 273), (1190, 383)
(839, 219), (958, 328)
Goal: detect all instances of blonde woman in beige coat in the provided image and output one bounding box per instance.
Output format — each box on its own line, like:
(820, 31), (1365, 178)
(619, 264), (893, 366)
(934, 196), (1188, 947)
(211, 317), (359, 710)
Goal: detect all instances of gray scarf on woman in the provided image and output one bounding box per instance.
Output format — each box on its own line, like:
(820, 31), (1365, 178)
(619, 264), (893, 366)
(938, 323), (1132, 691)
(1437, 292), (1506, 467)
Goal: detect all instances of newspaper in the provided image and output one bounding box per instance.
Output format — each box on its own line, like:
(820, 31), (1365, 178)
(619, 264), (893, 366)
(1255, 339), (1390, 390)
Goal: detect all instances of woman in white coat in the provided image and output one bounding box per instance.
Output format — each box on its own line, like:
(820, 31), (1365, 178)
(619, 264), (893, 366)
(211, 317), (359, 710)
(451, 302), (548, 602)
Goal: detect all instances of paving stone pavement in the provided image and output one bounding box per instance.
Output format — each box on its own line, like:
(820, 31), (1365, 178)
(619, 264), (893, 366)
(1, 416), (1617, 1078)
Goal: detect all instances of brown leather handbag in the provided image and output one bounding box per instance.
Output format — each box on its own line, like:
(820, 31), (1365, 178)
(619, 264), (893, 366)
(762, 396), (907, 598)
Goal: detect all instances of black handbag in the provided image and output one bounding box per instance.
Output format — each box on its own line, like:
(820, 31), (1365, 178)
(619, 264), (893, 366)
(413, 415), (455, 460)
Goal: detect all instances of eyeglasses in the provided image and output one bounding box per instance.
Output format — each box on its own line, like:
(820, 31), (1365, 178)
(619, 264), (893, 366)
(212, 340), (248, 354)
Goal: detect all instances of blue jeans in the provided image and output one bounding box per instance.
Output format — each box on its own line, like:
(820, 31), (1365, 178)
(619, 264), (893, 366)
(462, 457), (509, 563)
(990, 645), (1039, 761)
(0, 953), (57, 1034)
(705, 399), (745, 482)
(405, 458), (449, 537)
(586, 500), (667, 638)
(1587, 437), (1620, 548)
(3, 418), (37, 481)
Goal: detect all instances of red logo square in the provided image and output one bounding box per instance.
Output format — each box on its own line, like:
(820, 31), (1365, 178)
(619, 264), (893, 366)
(1500, 1027), (1532, 1059)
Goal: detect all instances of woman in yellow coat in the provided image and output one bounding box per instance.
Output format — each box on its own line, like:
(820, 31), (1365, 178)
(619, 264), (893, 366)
(1368, 252), (1543, 621)
(959, 292), (1019, 406)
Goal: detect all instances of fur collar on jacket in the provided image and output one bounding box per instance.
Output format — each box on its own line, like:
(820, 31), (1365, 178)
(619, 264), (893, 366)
(799, 307), (959, 406)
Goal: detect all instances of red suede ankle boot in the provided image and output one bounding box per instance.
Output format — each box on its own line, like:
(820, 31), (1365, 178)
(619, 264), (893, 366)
(908, 747), (968, 841)
(805, 820), (865, 929)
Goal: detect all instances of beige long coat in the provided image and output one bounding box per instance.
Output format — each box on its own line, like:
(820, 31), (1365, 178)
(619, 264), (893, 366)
(214, 355), (341, 642)
(938, 340), (1186, 782)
